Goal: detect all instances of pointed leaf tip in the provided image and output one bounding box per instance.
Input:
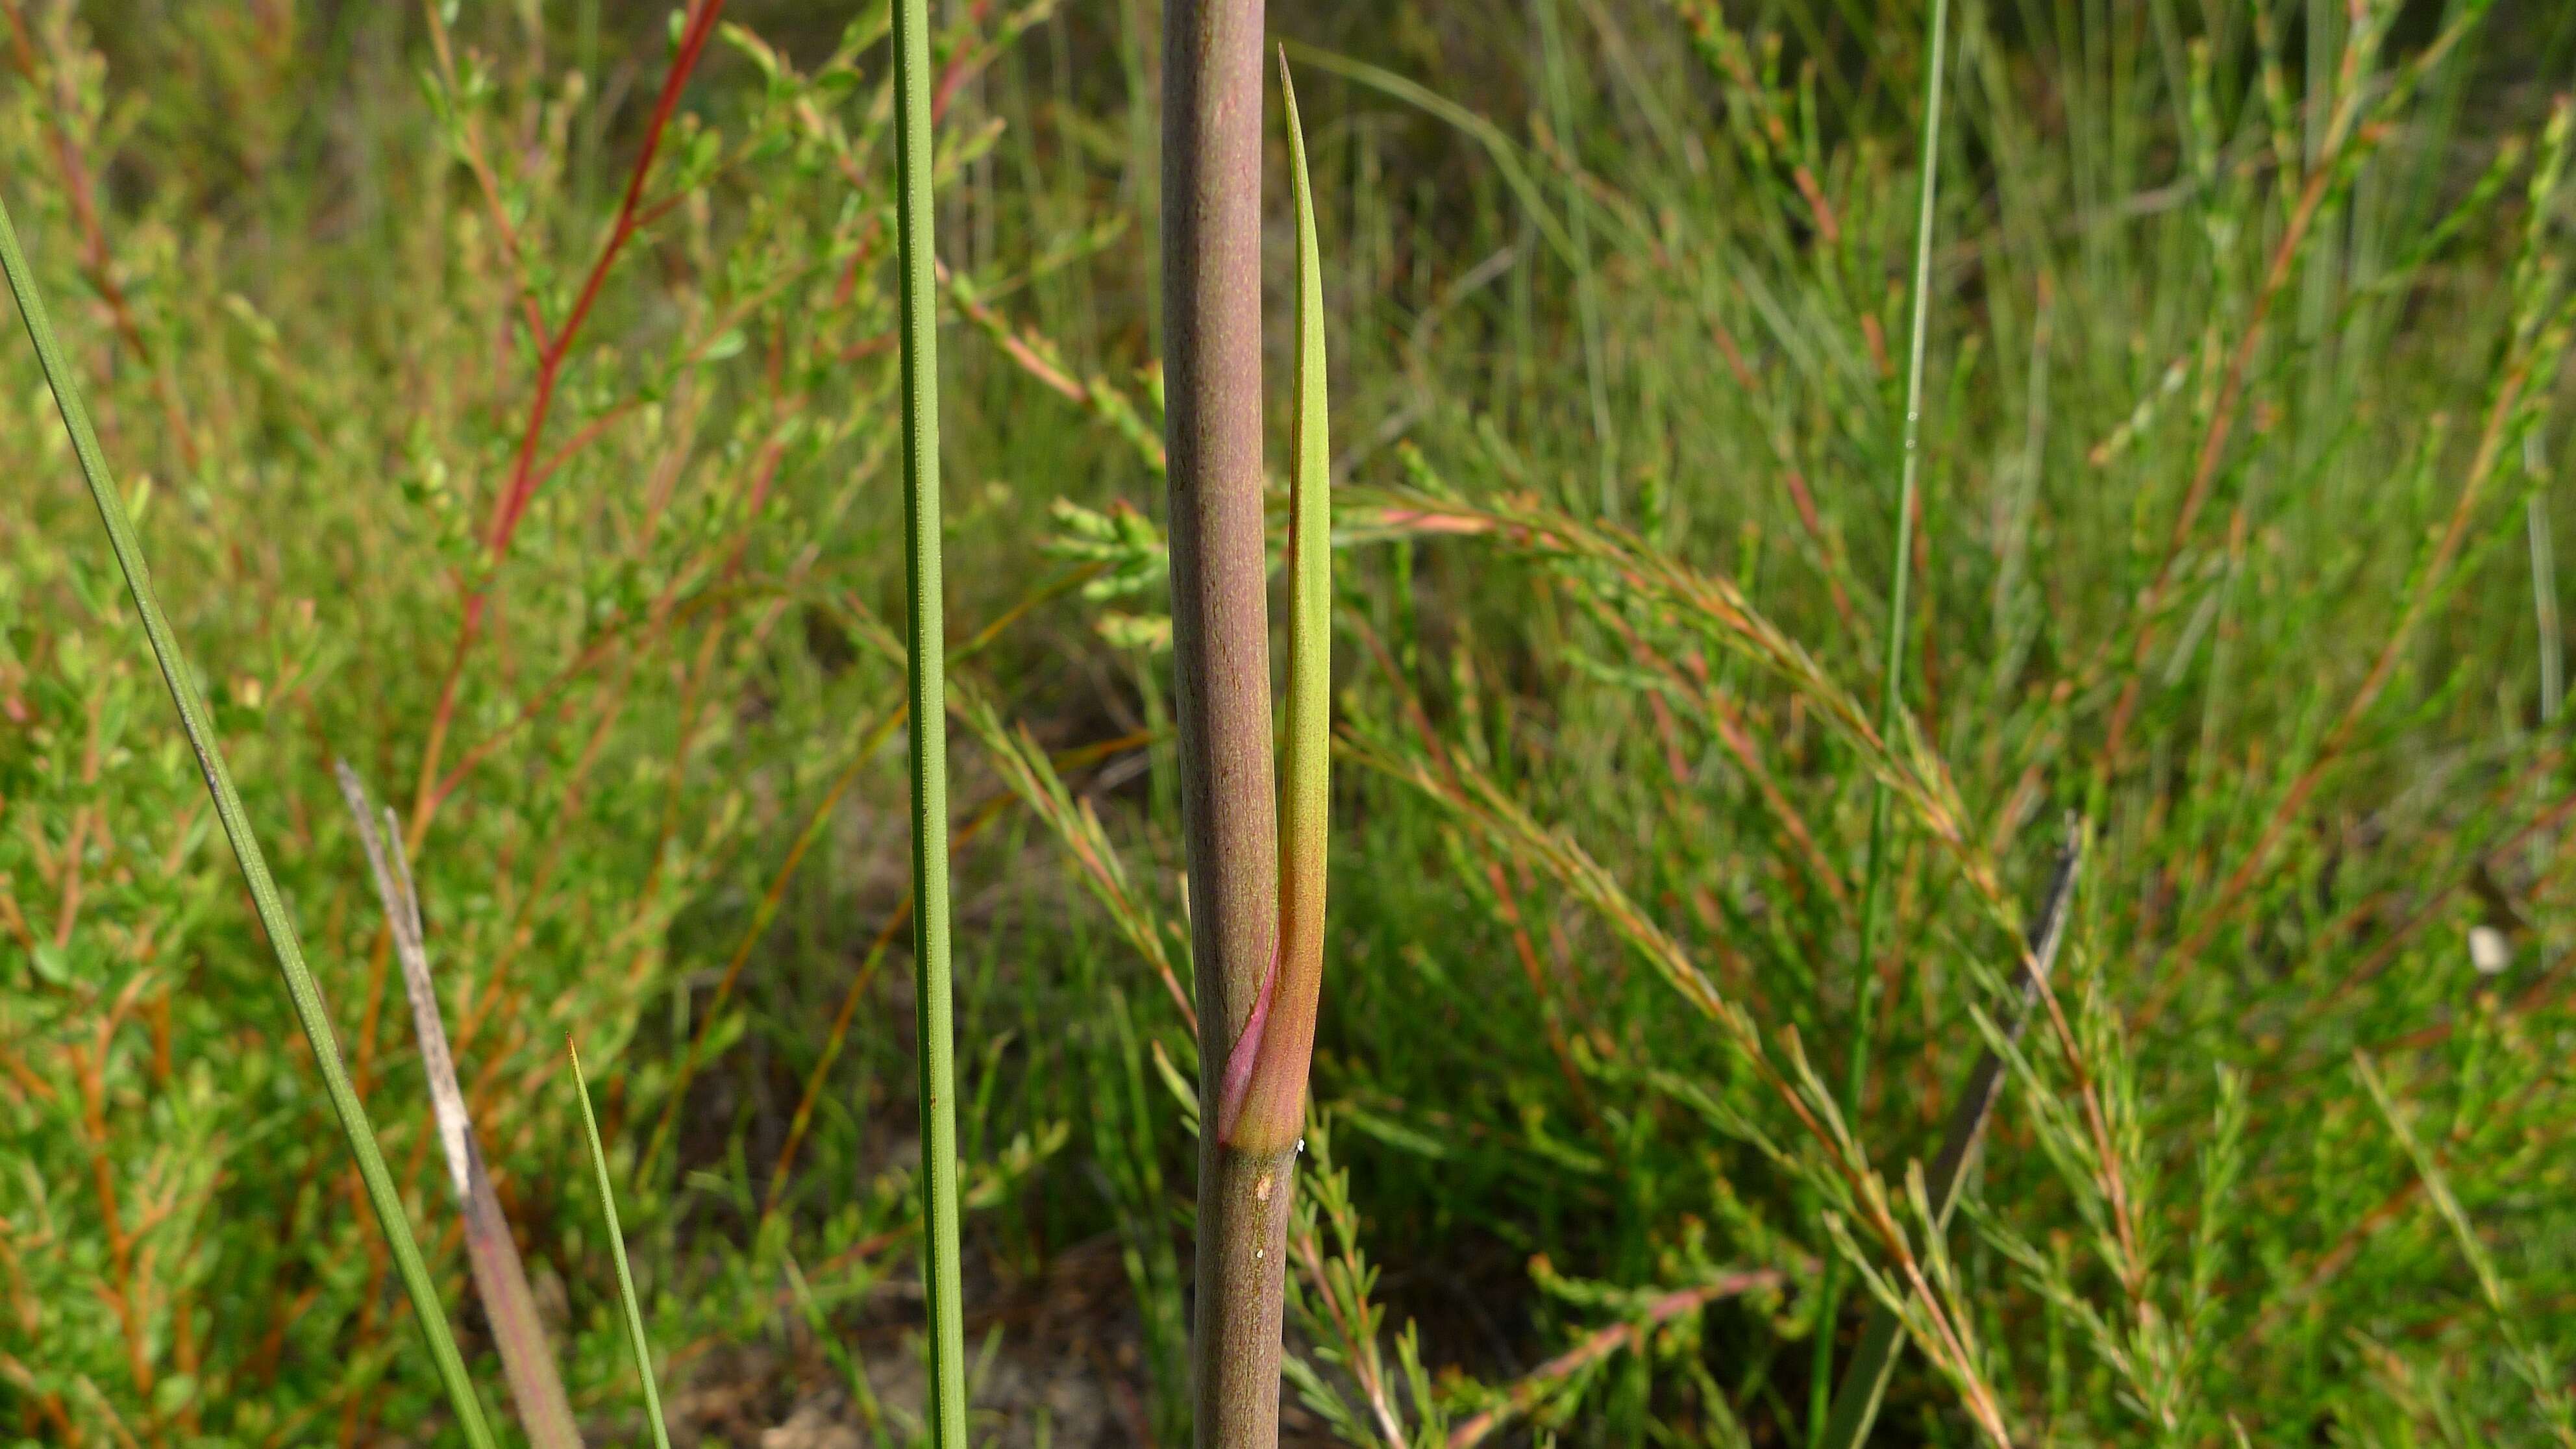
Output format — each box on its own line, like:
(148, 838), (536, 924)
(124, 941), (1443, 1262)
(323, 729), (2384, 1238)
(1222, 50), (1335, 1157)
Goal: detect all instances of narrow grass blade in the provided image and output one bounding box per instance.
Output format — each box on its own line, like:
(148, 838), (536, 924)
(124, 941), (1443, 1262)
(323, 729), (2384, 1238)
(889, 0), (970, 1438)
(1216, 52), (1332, 1155)
(569, 1040), (671, 1449)
(1820, 0), (1952, 1426)
(336, 762), (584, 1449)
(1818, 821), (2083, 1449)
(1275, 39), (1580, 269)
(0, 190), (500, 1449)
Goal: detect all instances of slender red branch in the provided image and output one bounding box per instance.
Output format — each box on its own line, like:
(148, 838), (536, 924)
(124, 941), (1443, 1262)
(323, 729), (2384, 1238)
(407, 0), (729, 844)
(484, 0), (728, 555)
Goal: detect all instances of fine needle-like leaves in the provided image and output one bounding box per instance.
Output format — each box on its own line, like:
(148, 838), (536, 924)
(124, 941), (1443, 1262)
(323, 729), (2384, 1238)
(0, 187), (502, 1449)
(570, 1039), (672, 1449)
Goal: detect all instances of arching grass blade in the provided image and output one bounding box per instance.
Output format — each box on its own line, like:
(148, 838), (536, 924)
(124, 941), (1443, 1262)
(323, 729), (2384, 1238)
(0, 186), (501, 1449)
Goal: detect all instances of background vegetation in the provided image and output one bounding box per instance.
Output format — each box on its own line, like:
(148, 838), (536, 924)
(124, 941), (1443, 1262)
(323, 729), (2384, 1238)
(6, 0), (2576, 1443)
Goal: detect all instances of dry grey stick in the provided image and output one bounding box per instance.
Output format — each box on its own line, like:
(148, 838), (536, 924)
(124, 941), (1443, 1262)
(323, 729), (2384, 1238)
(1820, 818), (2085, 1447)
(336, 761), (584, 1449)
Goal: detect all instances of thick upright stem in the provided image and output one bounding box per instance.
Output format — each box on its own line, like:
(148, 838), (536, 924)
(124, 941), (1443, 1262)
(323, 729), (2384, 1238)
(1161, 3), (1285, 1444)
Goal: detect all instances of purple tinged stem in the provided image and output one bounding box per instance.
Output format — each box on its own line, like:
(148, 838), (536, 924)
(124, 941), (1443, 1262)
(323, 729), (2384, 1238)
(1163, 1), (1287, 1444)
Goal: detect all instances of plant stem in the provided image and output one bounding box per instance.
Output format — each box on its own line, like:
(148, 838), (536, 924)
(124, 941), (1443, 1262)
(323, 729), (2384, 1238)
(1163, 3), (1288, 1444)
(0, 189), (499, 1449)
(1816, 0), (1951, 1433)
(890, 0), (970, 1439)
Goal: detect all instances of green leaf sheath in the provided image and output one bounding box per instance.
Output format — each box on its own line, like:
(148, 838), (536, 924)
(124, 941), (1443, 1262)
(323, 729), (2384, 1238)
(1218, 56), (1332, 1156)
(0, 192), (500, 1449)
(887, 0), (972, 1441)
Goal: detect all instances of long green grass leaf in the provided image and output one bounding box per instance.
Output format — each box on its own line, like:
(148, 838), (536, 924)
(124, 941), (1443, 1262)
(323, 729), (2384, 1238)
(1818, 0), (1952, 1430)
(568, 1041), (671, 1449)
(0, 186), (501, 1449)
(1276, 38), (1580, 269)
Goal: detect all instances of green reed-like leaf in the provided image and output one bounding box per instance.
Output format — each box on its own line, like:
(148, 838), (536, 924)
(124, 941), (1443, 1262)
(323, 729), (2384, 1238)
(889, 0), (970, 1439)
(0, 189), (501, 1449)
(569, 1041), (670, 1449)
(1817, 0), (1951, 1431)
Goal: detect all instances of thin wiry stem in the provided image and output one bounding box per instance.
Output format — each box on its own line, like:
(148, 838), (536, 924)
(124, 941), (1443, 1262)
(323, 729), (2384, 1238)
(889, 0), (969, 1438)
(2530, 448), (2562, 726)
(406, 0), (729, 847)
(1819, 0), (1951, 1431)
(0, 188), (499, 1449)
